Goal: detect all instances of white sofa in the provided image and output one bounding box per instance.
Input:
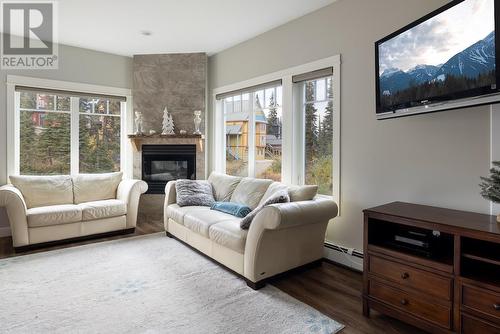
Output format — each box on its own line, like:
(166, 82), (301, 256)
(0, 172), (148, 251)
(164, 172), (338, 289)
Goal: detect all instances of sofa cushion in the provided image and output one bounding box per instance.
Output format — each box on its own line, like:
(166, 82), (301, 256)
(78, 199), (127, 221)
(27, 204), (82, 228)
(209, 220), (248, 254)
(73, 172), (123, 204)
(166, 204), (211, 225)
(10, 175), (74, 209)
(288, 185), (318, 202)
(184, 210), (236, 237)
(208, 172), (242, 201)
(175, 180), (215, 207)
(230, 178), (273, 209)
(258, 182), (289, 206)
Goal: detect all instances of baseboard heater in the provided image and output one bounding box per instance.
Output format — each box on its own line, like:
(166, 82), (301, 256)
(324, 241), (364, 259)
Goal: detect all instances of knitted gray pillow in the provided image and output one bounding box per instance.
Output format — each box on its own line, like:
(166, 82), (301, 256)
(240, 190), (290, 229)
(175, 179), (215, 207)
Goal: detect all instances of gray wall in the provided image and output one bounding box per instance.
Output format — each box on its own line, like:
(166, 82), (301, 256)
(0, 35), (133, 229)
(208, 0), (491, 251)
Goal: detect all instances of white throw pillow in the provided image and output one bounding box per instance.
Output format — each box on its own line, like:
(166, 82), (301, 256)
(72, 172), (123, 204)
(208, 172), (242, 201)
(288, 185), (318, 202)
(258, 182), (289, 207)
(230, 177), (273, 209)
(10, 175), (74, 209)
(240, 190), (290, 229)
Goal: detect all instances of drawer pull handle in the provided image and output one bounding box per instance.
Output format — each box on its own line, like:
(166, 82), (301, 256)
(400, 299), (408, 306)
(401, 272), (409, 279)
(494, 303), (500, 311)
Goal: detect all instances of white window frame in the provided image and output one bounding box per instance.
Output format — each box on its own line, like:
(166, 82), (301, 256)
(6, 75), (133, 178)
(211, 55), (341, 207)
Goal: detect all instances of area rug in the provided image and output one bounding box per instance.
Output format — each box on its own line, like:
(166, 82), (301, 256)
(0, 233), (344, 334)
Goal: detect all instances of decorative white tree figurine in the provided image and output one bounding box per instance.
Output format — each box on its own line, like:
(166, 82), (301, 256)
(162, 107), (175, 135)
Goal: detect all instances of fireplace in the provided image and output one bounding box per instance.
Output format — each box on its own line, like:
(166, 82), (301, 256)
(142, 145), (196, 194)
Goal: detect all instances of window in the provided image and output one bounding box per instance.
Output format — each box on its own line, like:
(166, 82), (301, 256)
(19, 91), (71, 175)
(79, 97), (122, 173)
(16, 87), (125, 175)
(297, 76), (334, 195)
(218, 82), (283, 181)
(256, 87), (282, 181)
(213, 56), (340, 204)
(224, 94), (249, 177)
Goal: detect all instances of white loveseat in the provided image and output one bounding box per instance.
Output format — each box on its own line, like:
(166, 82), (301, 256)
(164, 172), (338, 289)
(0, 172), (148, 251)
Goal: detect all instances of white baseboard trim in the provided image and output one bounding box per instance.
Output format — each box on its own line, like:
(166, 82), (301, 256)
(0, 226), (11, 237)
(323, 242), (363, 272)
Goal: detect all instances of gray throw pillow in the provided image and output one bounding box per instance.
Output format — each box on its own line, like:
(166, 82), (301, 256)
(240, 190), (290, 229)
(175, 180), (215, 207)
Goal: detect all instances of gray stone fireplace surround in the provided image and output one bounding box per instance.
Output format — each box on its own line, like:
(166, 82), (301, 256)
(133, 53), (207, 134)
(132, 53), (207, 224)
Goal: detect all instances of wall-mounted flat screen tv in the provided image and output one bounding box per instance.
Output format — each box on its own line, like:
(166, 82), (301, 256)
(375, 0), (500, 119)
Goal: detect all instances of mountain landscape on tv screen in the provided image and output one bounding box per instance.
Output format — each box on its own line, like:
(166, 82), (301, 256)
(379, 31), (496, 111)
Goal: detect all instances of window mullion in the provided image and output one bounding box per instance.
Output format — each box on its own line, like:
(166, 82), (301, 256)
(70, 97), (80, 175)
(248, 93), (256, 177)
(299, 84), (306, 185)
(12, 90), (21, 175)
(120, 101), (127, 175)
(281, 76), (293, 185)
(213, 99), (225, 174)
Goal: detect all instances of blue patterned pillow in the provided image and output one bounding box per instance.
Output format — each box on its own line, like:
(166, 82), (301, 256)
(211, 202), (252, 218)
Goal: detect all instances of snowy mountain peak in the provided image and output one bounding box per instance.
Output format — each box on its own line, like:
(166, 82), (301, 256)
(380, 30), (495, 95)
(409, 64), (431, 71)
(407, 64), (439, 76)
(484, 31), (495, 44)
(381, 67), (401, 77)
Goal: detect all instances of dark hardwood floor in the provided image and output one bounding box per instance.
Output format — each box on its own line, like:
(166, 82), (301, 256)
(0, 219), (424, 334)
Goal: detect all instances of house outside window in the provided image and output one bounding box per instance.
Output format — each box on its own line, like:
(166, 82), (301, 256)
(219, 83), (283, 181)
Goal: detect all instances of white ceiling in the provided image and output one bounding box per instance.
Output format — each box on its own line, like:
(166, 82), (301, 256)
(55, 0), (336, 57)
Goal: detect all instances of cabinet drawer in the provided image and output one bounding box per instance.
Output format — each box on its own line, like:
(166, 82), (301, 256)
(462, 314), (500, 334)
(369, 255), (452, 300)
(462, 285), (500, 321)
(370, 280), (451, 329)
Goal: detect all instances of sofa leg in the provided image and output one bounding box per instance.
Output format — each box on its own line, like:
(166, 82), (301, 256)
(246, 280), (266, 290)
(166, 231), (174, 238)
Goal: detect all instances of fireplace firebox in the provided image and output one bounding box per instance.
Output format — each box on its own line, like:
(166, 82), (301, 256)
(142, 145), (196, 194)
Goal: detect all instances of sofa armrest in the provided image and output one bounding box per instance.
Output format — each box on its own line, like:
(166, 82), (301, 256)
(0, 185), (29, 247)
(251, 196), (338, 231)
(243, 196), (338, 283)
(164, 181), (177, 206)
(117, 179), (148, 228)
(163, 181), (177, 230)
